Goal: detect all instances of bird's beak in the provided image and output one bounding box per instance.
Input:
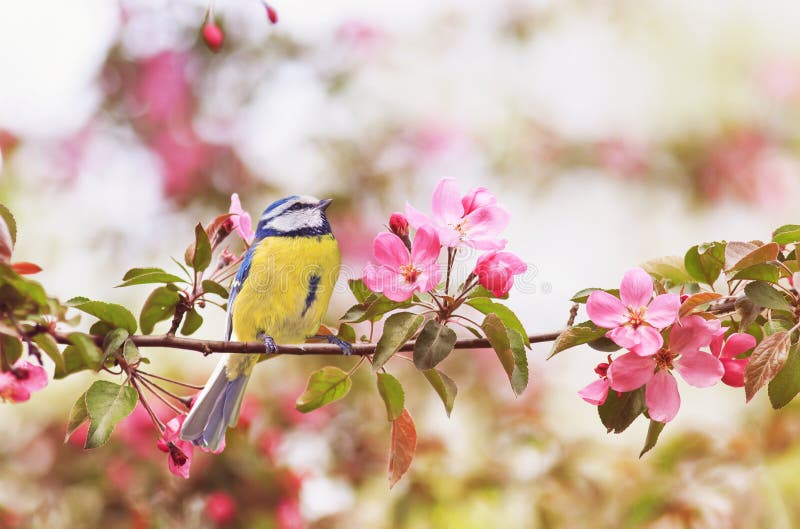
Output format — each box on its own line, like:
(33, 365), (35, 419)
(318, 198), (333, 211)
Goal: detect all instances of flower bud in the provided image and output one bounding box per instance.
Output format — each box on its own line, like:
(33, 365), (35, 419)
(389, 212), (409, 238)
(202, 21), (224, 53)
(264, 2), (279, 24)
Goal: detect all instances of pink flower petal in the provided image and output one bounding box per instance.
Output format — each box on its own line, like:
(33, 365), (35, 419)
(419, 263), (442, 292)
(720, 333), (757, 359)
(383, 281), (416, 302)
(16, 361), (48, 392)
(620, 267), (654, 308)
(363, 263), (396, 294)
(462, 205), (511, 239)
(720, 358), (748, 387)
(710, 333), (723, 357)
(404, 203), (435, 229)
(607, 325), (640, 349)
(431, 178), (465, 224)
(674, 351), (724, 388)
(578, 378), (610, 405)
(462, 187), (496, 214)
(586, 291), (627, 328)
(608, 352), (655, 392)
(669, 315), (715, 355)
(372, 232), (409, 270)
(411, 225), (441, 265)
(629, 326), (664, 357)
(646, 370), (681, 423)
(645, 294), (680, 328)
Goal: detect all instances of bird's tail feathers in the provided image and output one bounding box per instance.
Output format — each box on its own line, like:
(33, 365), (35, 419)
(179, 355), (250, 452)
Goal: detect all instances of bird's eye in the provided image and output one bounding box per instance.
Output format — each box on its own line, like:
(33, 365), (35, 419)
(287, 203), (305, 211)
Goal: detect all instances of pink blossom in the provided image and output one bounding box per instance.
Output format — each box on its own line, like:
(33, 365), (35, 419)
(473, 251), (527, 297)
(710, 333), (755, 388)
(363, 226), (441, 302)
(276, 498), (306, 529)
(157, 415), (195, 479)
(229, 193), (254, 245)
(0, 360), (48, 403)
(405, 178), (510, 250)
(578, 359), (611, 406)
(607, 316), (724, 423)
(586, 268), (680, 357)
(206, 491), (237, 524)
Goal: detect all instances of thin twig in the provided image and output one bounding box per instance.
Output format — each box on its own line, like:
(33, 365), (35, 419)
(49, 329), (564, 356)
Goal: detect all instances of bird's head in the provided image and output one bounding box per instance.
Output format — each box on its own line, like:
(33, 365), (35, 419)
(254, 195), (333, 239)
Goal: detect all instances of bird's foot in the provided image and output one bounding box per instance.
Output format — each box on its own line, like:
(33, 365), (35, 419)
(256, 331), (278, 354)
(314, 335), (353, 356)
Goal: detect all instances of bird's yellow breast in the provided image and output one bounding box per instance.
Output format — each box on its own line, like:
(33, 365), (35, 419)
(231, 234), (341, 344)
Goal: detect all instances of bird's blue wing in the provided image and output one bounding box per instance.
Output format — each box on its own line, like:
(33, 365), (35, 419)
(225, 245), (254, 341)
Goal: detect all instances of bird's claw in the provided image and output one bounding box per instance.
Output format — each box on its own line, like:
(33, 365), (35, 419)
(314, 335), (353, 356)
(257, 332), (278, 354)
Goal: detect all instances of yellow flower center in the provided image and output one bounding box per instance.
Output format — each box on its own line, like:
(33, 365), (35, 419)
(626, 306), (648, 328)
(400, 264), (421, 283)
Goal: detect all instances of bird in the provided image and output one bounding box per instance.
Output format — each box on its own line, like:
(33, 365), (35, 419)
(180, 195), (349, 451)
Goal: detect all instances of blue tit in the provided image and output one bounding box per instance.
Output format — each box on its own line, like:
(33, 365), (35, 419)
(180, 195), (348, 451)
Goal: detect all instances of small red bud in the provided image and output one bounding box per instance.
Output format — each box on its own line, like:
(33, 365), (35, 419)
(202, 21), (224, 52)
(264, 2), (279, 24)
(389, 212), (409, 238)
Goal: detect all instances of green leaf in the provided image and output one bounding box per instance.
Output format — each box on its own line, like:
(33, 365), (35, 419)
(413, 320), (457, 370)
(678, 292), (723, 317)
(102, 328), (129, 360)
(32, 333), (64, 373)
(768, 344), (800, 409)
(201, 279), (229, 299)
(337, 323), (356, 344)
(0, 203), (17, 245)
(684, 242), (725, 286)
(466, 297), (530, 348)
(348, 278), (373, 303)
(89, 321), (114, 337)
(123, 339), (140, 364)
(373, 312), (424, 369)
(639, 419), (666, 458)
(731, 263), (780, 283)
(54, 346), (91, 379)
(0, 334), (22, 367)
(598, 387), (645, 434)
(65, 391), (89, 443)
(295, 366), (352, 413)
(189, 223), (212, 272)
(117, 272), (187, 287)
(67, 298), (138, 334)
(773, 224), (800, 245)
(67, 333), (102, 369)
(139, 286), (181, 335)
(570, 288), (619, 304)
(481, 314), (529, 395)
(422, 369), (458, 417)
(744, 281), (792, 311)
(466, 285), (508, 300)
(745, 331), (791, 402)
(376, 373), (405, 421)
(548, 321), (608, 358)
(123, 267), (166, 280)
(641, 256), (694, 286)
(84, 380), (138, 449)
(180, 309), (203, 336)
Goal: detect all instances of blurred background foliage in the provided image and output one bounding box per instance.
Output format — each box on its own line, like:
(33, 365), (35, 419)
(2, 0), (800, 527)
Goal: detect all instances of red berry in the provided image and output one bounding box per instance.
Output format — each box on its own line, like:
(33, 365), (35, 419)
(202, 22), (224, 52)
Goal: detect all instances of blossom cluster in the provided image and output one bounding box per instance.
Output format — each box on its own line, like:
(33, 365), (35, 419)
(362, 178), (526, 300)
(578, 268), (754, 423)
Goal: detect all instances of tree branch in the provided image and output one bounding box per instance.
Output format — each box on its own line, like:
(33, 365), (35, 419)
(51, 330), (563, 356)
